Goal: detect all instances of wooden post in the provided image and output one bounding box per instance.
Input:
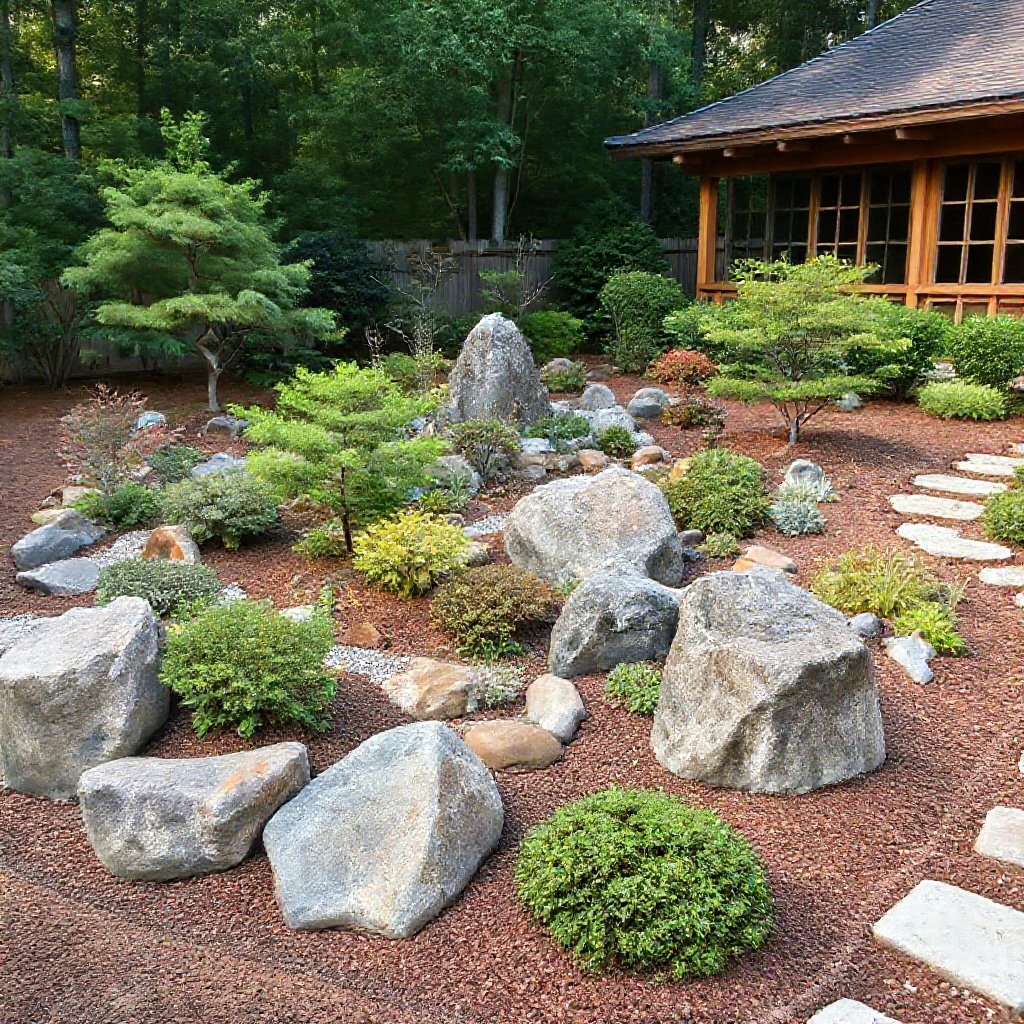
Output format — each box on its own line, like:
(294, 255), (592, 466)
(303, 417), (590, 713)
(696, 175), (720, 299)
(906, 158), (937, 309)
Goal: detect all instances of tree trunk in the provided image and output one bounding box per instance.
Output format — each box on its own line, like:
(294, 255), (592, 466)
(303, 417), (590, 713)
(1, 0), (14, 161)
(490, 65), (517, 245)
(134, 0), (147, 116)
(467, 170), (478, 242)
(690, 0), (710, 92)
(196, 331), (222, 411)
(639, 62), (662, 224)
(51, 0), (80, 161)
(865, 0), (881, 29)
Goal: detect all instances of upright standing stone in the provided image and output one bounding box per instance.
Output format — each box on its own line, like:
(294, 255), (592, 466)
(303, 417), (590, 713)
(0, 598), (168, 799)
(263, 722), (503, 937)
(652, 569), (884, 795)
(446, 313), (550, 425)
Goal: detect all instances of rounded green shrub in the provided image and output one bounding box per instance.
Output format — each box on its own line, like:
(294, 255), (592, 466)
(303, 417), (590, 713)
(540, 361), (588, 394)
(293, 519), (350, 559)
(596, 424), (635, 458)
(160, 599), (336, 738)
(769, 497), (825, 537)
(949, 315), (1024, 389)
(96, 558), (221, 616)
(604, 662), (661, 714)
(916, 381), (1007, 420)
(699, 532), (740, 559)
(521, 310), (585, 363)
(431, 563), (558, 659)
(516, 788), (774, 978)
(661, 448), (769, 537)
(148, 444), (205, 483)
(599, 270), (687, 373)
(982, 488), (1024, 544)
(161, 472), (279, 548)
(352, 509), (469, 597)
(446, 418), (522, 482)
(75, 481), (162, 529)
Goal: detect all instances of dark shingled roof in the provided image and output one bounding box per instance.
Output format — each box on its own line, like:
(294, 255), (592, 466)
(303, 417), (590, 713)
(606, 0), (1024, 152)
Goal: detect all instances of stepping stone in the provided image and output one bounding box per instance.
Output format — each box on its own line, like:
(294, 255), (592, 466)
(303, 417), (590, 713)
(963, 452), (1024, 468)
(888, 494), (984, 521)
(979, 566), (1024, 587)
(912, 474), (1007, 498)
(954, 460), (1021, 478)
(872, 879), (1024, 1014)
(807, 999), (901, 1023)
(896, 523), (1012, 561)
(15, 557), (100, 596)
(975, 806), (1024, 869)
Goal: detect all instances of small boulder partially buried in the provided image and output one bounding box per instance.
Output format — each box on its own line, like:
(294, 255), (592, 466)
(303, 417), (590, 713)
(548, 569), (682, 678)
(78, 743), (310, 880)
(525, 674), (588, 743)
(652, 569), (884, 795)
(263, 722), (503, 937)
(143, 525), (201, 564)
(10, 509), (105, 571)
(0, 598), (168, 799)
(462, 720), (563, 773)
(446, 313), (550, 425)
(505, 467), (683, 585)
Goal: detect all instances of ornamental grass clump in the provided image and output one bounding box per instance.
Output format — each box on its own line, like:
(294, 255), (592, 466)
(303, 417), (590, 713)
(516, 788), (774, 979)
(352, 510), (469, 597)
(661, 448), (769, 537)
(160, 599), (336, 738)
(604, 662), (661, 715)
(161, 471), (278, 549)
(96, 558), (221, 616)
(916, 381), (1007, 421)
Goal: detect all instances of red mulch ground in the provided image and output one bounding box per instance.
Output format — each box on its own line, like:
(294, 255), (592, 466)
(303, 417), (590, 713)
(1, 370), (1023, 1024)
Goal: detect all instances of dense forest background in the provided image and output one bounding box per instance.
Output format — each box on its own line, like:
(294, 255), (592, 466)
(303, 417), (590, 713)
(3, 0), (916, 243)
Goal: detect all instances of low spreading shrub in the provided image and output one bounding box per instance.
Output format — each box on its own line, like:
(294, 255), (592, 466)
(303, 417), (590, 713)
(661, 394), (727, 446)
(599, 271), (687, 373)
(293, 519), (350, 559)
(516, 788), (774, 978)
(161, 472), (279, 549)
(646, 348), (719, 387)
(431, 564), (558, 659)
(891, 602), (968, 656)
(95, 558), (221, 616)
(352, 510), (469, 596)
(949, 314), (1024, 389)
(75, 481), (162, 529)
(982, 487), (1024, 544)
(916, 381), (1007, 420)
(541, 362), (587, 394)
(699, 532), (740, 559)
(661, 305), (703, 351)
(148, 444), (204, 483)
(521, 310), (585, 363)
(661, 449), (769, 537)
(524, 414), (591, 451)
(379, 350), (450, 391)
(769, 497), (826, 537)
(446, 418), (522, 483)
(160, 599), (336, 738)
(604, 662), (661, 714)
(596, 425), (635, 459)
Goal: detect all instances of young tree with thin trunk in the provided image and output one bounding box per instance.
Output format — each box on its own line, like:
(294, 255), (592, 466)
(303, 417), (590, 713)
(51, 0), (80, 160)
(63, 111), (336, 411)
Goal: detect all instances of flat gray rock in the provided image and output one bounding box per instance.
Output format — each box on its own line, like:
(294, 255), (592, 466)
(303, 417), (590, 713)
(883, 633), (935, 684)
(191, 452), (246, 478)
(16, 557), (99, 596)
(974, 806), (1024, 869)
(10, 509), (105, 570)
(0, 598), (168, 799)
(548, 568), (682, 678)
(524, 674), (587, 743)
(954, 459), (1020, 477)
(872, 880), (1024, 1015)
(888, 494), (984, 521)
(652, 569), (884, 795)
(807, 999), (901, 1023)
(263, 722), (503, 937)
(504, 467), (684, 585)
(912, 473), (1007, 497)
(979, 566), (1024, 587)
(896, 523), (1012, 561)
(78, 743), (309, 880)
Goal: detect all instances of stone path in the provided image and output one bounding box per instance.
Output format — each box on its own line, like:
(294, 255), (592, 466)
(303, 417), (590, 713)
(872, 880), (1024, 1015)
(807, 1000), (900, 1023)
(979, 565), (1024, 587)
(887, 494), (984, 521)
(895, 523), (1012, 561)
(911, 472), (1008, 497)
(974, 806), (1024, 869)
(954, 459), (1022, 477)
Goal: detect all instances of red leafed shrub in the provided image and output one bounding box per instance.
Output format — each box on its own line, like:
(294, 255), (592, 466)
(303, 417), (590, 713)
(646, 349), (718, 386)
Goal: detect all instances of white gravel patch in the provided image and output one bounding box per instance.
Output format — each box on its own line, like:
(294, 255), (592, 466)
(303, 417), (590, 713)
(218, 584), (248, 604)
(0, 614), (45, 655)
(325, 644), (410, 684)
(90, 530), (150, 569)
(463, 514), (510, 538)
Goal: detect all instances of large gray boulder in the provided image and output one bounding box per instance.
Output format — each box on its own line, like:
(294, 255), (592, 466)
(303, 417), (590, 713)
(263, 722), (503, 937)
(16, 556), (99, 596)
(78, 743), (309, 880)
(652, 569), (884, 795)
(0, 597), (168, 799)
(504, 467), (683, 585)
(548, 569), (682, 677)
(10, 509), (105, 570)
(446, 313), (550, 425)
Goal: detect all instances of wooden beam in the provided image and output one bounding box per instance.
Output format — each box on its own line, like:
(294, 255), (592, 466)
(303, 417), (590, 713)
(696, 175), (720, 291)
(671, 153), (702, 166)
(896, 126), (934, 142)
(842, 133), (873, 145)
(776, 140), (810, 152)
(722, 144), (764, 158)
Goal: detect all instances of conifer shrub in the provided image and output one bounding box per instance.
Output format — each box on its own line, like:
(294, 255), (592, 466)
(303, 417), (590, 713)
(75, 481), (162, 529)
(661, 448), (768, 537)
(161, 472), (278, 549)
(646, 348), (719, 386)
(599, 271), (687, 373)
(521, 310), (585, 363)
(596, 425), (635, 459)
(516, 788), (774, 978)
(96, 558), (221, 616)
(148, 444), (205, 483)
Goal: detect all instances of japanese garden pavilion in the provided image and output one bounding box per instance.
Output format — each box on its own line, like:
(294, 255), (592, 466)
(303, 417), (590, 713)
(606, 0), (1024, 321)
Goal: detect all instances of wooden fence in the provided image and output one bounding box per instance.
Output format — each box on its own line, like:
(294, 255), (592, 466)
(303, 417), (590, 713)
(367, 237), (701, 314)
